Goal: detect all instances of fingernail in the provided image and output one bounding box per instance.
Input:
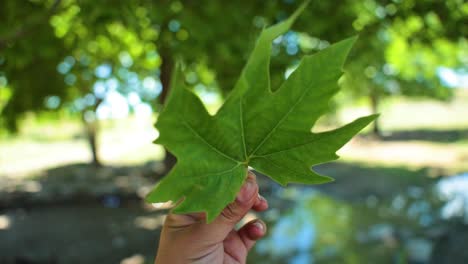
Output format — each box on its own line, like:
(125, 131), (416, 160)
(237, 179), (256, 203)
(253, 221), (264, 232)
(258, 194), (265, 201)
(247, 170), (256, 180)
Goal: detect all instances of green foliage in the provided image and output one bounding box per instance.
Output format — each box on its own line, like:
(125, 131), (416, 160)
(0, 0), (160, 128)
(2, 0), (465, 132)
(0, 0), (68, 130)
(146, 7), (377, 222)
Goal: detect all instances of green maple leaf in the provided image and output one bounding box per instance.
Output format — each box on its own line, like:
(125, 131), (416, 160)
(146, 3), (377, 222)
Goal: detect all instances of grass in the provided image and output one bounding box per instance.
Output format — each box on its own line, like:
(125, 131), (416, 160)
(0, 115), (163, 178)
(339, 139), (468, 174)
(338, 89), (468, 131)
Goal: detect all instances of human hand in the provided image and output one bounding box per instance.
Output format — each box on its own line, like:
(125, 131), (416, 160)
(154, 171), (268, 264)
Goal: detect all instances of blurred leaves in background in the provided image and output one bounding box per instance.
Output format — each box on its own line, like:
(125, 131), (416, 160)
(1, 0), (466, 133)
(1, 1), (468, 263)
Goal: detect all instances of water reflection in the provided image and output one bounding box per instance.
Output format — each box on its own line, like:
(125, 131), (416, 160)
(251, 172), (468, 263)
(256, 190), (356, 263)
(436, 172), (468, 223)
(257, 193), (317, 264)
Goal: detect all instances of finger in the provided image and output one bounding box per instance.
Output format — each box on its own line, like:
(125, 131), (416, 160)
(162, 171), (259, 245)
(223, 230), (248, 263)
(163, 212), (206, 229)
(219, 171), (258, 222)
(223, 219), (267, 263)
(167, 173), (262, 225)
(209, 171), (259, 237)
(252, 194), (268, 212)
(237, 219), (267, 251)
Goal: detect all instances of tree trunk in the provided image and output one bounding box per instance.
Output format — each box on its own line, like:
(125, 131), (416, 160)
(159, 49), (177, 171)
(83, 115), (101, 167)
(160, 50), (174, 104)
(369, 89), (382, 138)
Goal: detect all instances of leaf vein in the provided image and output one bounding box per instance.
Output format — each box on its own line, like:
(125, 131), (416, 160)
(247, 75), (339, 158)
(239, 97), (248, 160)
(189, 164), (242, 180)
(182, 121), (240, 163)
(253, 136), (321, 157)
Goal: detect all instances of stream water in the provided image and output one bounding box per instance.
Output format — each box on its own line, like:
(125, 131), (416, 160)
(1, 173), (467, 263)
(249, 173), (468, 264)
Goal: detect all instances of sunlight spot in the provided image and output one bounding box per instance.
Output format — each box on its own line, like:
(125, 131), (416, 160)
(152, 201), (173, 209)
(0, 215), (11, 230)
(119, 51), (134, 68)
(284, 64), (299, 79)
(142, 77), (162, 99)
(137, 186), (151, 198)
(127, 92), (141, 106)
(273, 35), (283, 44)
(96, 91), (129, 120)
(57, 62), (70, 74)
(142, 77), (156, 90)
(436, 173), (468, 222)
(120, 254), (145, 264)
(152, 128), (160, 140)
(95, 63), (112, 79)
(168, 19), (181, 32)
(318, 40), (330, 50)
(134, 216), (165, 230)
(106, 78), (119, 90)
(0, 76), (7, 87)
(93, 81), (107, 98)
(437, 67), (459, 87)
(23, 181), (42, 193)
(286, 44), (298, 55)
(44, 96), (61, 109)
(64, 74), (77, 85)
(134, 103), (153, 119)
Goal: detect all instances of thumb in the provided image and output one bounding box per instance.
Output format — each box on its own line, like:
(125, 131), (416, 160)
(208, 171), (259, 239)
(160, 171), (259, 244)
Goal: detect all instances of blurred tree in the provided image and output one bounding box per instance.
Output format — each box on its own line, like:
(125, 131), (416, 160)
(1, 0), (466, 166)
(1, 0), (163, 166)
(1, 1), (297, 167)
(147, 0), (467, 138)
(336, 0), (468, 135)
(0, 0), (68, 131)
(46, 0), (160, 166)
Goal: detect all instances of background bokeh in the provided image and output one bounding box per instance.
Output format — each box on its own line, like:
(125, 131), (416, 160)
(1, 0), (467, 263)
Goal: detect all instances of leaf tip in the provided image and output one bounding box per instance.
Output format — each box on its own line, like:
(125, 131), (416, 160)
(344, 35), (359, 46)
(363, 113), (380, 123)
(290, 0), (311, 22)
(319, 35), (359, 71)
(313, 174), (335, 184)
(144, 189), (158, 203)
(321, 175), (335, 183)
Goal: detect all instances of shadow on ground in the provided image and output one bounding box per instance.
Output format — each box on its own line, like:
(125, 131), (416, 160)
(0, 162), (167, 264)
(0, 162), (165, 209)
(378, 128), (468, 143)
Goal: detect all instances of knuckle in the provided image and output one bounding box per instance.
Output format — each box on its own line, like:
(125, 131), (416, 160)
(221, 202), (241, 222)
